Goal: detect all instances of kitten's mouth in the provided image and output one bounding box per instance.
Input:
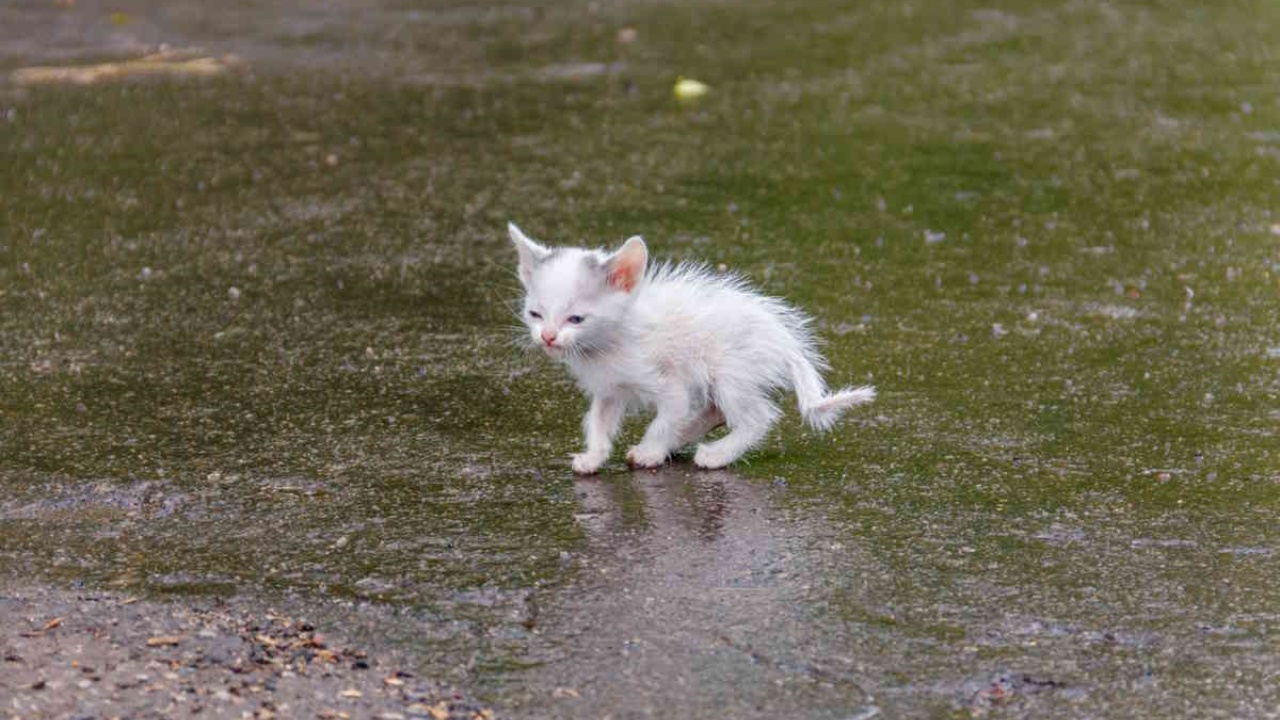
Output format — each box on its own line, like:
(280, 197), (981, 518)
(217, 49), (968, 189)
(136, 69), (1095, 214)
(542, 344), (564, 357)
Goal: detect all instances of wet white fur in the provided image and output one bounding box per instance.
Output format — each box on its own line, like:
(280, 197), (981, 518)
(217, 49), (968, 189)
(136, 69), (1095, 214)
(509, 222), (875, 473)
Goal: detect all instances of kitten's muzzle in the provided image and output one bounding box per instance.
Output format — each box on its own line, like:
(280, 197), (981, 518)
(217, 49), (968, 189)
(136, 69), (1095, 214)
(540, 328), (558, 346)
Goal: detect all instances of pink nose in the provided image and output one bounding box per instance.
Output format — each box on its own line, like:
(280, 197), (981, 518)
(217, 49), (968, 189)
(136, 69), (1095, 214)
(540, 328), (557, 346)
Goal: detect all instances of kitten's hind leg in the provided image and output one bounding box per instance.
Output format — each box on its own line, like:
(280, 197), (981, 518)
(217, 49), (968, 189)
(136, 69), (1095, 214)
(694, 394), (779, 469)
(626, 386), (693, 469)
(677, 405), (725, 448)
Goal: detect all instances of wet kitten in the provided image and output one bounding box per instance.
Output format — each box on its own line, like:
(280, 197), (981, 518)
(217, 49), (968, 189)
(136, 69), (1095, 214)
(509, 222), (875, 474)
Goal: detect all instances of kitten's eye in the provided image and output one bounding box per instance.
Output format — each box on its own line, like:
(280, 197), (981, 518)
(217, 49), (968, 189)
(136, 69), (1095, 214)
(528, 310), (542, 320)
(566, 315), (585, 325)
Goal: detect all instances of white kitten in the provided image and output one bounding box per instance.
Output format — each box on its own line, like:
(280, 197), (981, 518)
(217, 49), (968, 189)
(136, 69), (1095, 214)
(509, 222), (875, 474)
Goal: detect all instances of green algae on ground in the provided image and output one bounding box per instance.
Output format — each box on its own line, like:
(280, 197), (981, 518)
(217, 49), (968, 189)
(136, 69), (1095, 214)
(2, 0), (1280, 717)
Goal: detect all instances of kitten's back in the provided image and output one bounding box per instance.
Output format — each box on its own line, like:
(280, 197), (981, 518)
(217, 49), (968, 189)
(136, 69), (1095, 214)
(631, 262), (821, 391)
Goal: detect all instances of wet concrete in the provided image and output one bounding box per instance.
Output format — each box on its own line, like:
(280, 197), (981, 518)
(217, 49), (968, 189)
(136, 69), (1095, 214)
(3, 0), (1280, 717)
(504, 470), (882, 718)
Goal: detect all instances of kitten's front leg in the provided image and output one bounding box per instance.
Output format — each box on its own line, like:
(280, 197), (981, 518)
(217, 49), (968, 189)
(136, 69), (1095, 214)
(572, 394), (624, 475)
(626, 387), (691, 469)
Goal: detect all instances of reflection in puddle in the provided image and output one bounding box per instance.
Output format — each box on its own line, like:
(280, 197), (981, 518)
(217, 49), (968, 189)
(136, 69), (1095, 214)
(507, 466), (877, 719)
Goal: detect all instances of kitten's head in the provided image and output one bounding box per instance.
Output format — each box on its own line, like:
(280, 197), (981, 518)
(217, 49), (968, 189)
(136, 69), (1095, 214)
(508, 222), (647, 360)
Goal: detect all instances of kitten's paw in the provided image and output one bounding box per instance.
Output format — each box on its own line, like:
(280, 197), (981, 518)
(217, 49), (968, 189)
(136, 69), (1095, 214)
(625, 444), (668, 469)
(572, 452), (607, 475)
(693, 443), (737, 470)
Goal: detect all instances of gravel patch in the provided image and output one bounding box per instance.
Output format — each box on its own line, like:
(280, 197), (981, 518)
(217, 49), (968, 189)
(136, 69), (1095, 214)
(1, 584), (494, 720)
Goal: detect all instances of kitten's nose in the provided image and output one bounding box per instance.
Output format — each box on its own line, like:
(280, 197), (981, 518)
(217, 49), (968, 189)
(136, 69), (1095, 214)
(540, 328), (557, 346)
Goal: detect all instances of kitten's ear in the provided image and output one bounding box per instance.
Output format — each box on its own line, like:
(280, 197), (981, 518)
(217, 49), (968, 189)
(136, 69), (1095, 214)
(605, 236), (647, 292)
(509, 222), (550, 286)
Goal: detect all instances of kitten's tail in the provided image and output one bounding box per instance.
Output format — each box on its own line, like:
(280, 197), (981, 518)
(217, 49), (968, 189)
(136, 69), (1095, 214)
(789, 356), (876, 432)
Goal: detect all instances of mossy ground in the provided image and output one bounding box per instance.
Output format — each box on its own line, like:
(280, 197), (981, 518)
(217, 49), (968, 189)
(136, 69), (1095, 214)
(2, 1), (1278, 716)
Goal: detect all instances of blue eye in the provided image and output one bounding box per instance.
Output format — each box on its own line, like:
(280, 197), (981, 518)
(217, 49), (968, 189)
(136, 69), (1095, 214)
(528, 310), (542, 319)
(567, 315), (585, 324)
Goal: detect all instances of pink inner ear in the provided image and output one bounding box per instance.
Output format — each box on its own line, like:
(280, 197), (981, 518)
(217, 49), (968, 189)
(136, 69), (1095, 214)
(607, 262), (638, 292)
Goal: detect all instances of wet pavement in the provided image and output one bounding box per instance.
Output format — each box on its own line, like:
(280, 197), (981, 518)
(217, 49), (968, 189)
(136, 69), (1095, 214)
(2, 0), (1280, 717)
